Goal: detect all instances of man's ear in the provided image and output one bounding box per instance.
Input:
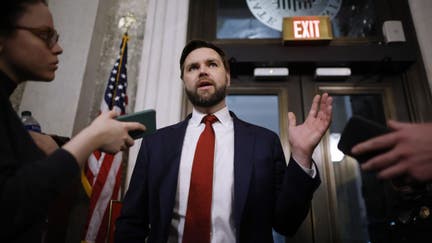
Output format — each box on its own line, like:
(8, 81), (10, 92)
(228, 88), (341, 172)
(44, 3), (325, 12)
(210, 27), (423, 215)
(226, 73), (231, 87)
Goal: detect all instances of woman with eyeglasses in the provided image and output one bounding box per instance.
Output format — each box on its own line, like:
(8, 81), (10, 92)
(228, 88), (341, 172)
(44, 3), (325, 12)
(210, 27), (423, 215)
(0, 0), (145, 241)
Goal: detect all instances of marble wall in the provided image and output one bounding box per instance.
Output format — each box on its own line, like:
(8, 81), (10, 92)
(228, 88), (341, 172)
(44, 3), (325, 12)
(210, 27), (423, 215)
(72, 0), (149, 135)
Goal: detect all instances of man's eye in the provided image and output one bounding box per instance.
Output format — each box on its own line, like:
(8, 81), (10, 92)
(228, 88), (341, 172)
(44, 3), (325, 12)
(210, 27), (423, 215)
(209, 63), (217, 67)
(189, 65), (198, 71)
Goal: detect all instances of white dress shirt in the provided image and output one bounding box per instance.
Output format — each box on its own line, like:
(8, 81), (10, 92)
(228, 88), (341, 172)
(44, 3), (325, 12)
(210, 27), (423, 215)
(169, 107), (235, 243)
(168, 106), (315, 243)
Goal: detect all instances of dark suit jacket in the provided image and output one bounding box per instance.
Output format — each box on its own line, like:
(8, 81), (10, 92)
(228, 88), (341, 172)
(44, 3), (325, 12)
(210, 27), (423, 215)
(115, 112), (320, 243)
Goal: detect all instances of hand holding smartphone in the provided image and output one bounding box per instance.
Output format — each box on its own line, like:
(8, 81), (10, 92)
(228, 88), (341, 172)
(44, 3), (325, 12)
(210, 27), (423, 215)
(115, 109), (156, 139)
(337, 116), (390, 163)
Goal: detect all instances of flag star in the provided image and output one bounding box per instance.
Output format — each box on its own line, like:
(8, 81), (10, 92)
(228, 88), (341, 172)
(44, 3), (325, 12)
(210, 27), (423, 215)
(121, 74), (126, 79)
(110, 77), (115, 82)
(121, 93), (125, 97)
(107, 93), (112, 98)
(118, 85), (123, 90)
(109, 85), (114, 89)
(112, 70), (117, 74)
(114, 62), (119, 67)
(115, 96), (120, 101)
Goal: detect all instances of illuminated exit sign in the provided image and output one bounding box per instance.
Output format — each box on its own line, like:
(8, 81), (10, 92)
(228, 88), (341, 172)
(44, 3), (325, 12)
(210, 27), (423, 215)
(282, 16), (333, 42)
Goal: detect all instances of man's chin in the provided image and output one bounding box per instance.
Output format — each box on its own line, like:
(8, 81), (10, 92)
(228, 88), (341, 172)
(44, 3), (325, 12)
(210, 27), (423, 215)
(197, 91), (214, 99)
(193, 95), (226, 108)
(197, 87), (215, 95)
(186, 84), (227, 108)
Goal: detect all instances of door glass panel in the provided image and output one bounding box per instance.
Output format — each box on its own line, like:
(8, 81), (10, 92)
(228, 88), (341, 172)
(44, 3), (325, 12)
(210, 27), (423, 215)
(226, 95), (280, 134)
(329, 94), (431, 243)
(330, 94), (386, 243)
(217, 0), (377, 39)
(226, 94), (285, 243)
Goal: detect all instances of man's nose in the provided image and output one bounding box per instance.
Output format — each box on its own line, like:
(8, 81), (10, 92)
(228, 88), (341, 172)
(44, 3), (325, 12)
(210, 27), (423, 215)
(199, 66), (209, 76)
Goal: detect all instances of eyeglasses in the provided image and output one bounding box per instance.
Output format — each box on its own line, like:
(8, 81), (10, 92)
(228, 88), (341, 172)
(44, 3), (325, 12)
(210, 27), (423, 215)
(14, 25), (59, 48)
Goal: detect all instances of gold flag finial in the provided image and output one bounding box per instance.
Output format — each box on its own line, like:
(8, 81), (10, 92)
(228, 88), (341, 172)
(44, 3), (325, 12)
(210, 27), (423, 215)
(118, 13), (136, 33)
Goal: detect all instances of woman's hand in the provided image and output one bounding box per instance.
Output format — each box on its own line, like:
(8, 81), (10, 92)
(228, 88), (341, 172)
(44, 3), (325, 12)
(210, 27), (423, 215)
(62, 110), (146, 167)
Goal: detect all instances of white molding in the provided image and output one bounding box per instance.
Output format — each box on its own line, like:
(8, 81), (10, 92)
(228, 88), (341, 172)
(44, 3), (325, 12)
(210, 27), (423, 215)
(409, 0), (432, 93)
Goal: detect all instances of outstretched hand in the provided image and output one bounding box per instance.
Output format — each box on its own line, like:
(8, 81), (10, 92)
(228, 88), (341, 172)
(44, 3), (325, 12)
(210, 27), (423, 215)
(288, 93), (333, 168)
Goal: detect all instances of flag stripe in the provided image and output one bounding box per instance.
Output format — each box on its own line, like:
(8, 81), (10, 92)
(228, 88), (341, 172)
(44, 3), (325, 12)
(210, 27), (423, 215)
(85, 153), (122, 241)
(88, 153), (102, 178)
(87, 154), (114, 219)
(95, 161), (123, 242)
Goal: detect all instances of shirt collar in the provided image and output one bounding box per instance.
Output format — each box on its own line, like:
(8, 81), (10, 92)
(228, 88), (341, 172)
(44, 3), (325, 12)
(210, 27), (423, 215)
(190, 106), (232, 127)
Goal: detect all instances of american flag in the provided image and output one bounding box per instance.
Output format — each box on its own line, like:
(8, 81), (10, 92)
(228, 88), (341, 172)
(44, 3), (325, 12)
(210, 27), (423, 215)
(81, 33), (129, 243)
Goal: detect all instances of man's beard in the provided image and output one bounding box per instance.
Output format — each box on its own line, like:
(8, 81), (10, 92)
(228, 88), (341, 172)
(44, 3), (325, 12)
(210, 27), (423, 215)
(185, 82), (227, 108)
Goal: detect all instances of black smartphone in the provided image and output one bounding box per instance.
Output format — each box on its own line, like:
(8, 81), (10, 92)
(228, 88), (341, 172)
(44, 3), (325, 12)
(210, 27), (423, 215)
(337, 116), (390, 163)
(115, 109), (156, 139)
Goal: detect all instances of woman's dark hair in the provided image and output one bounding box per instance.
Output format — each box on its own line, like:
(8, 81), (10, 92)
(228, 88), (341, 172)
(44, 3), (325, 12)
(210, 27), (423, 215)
(179, 40), (230, 78)
(0, 0), (47, 36)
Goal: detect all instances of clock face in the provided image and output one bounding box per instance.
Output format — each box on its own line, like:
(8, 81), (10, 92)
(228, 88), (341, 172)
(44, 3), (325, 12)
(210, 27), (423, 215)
(246, 0), (342, 31)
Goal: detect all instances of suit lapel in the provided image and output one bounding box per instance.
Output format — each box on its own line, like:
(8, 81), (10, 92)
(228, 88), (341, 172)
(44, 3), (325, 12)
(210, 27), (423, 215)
(159, 116), (190, 235)
(232, 114), (255, 231)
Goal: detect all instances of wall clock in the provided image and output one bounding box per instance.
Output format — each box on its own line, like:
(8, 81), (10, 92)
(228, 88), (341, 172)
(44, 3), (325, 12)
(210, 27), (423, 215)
(246, 0), (342, 31)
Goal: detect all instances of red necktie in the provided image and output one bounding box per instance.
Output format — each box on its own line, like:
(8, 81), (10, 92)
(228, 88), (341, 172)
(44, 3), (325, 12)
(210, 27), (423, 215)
(183, 114), (218, 243)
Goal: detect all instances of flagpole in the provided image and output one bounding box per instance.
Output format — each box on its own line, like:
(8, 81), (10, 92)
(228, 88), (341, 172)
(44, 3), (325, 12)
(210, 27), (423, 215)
(110, 13), (135, 109)
(111, 33), (129, 109)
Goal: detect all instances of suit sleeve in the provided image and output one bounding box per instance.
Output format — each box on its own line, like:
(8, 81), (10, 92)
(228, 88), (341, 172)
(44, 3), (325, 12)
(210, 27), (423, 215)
(272, 136), (321, 236)
(115, 139), (150, 242)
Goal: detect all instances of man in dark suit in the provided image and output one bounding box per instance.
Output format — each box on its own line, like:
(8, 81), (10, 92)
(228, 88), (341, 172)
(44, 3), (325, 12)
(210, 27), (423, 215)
(115, 40), (333, 243)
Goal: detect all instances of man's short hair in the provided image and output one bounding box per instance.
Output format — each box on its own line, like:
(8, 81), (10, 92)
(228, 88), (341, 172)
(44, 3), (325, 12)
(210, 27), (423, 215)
(0, 0), (47, 36)
(179, 40), (230, 78)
